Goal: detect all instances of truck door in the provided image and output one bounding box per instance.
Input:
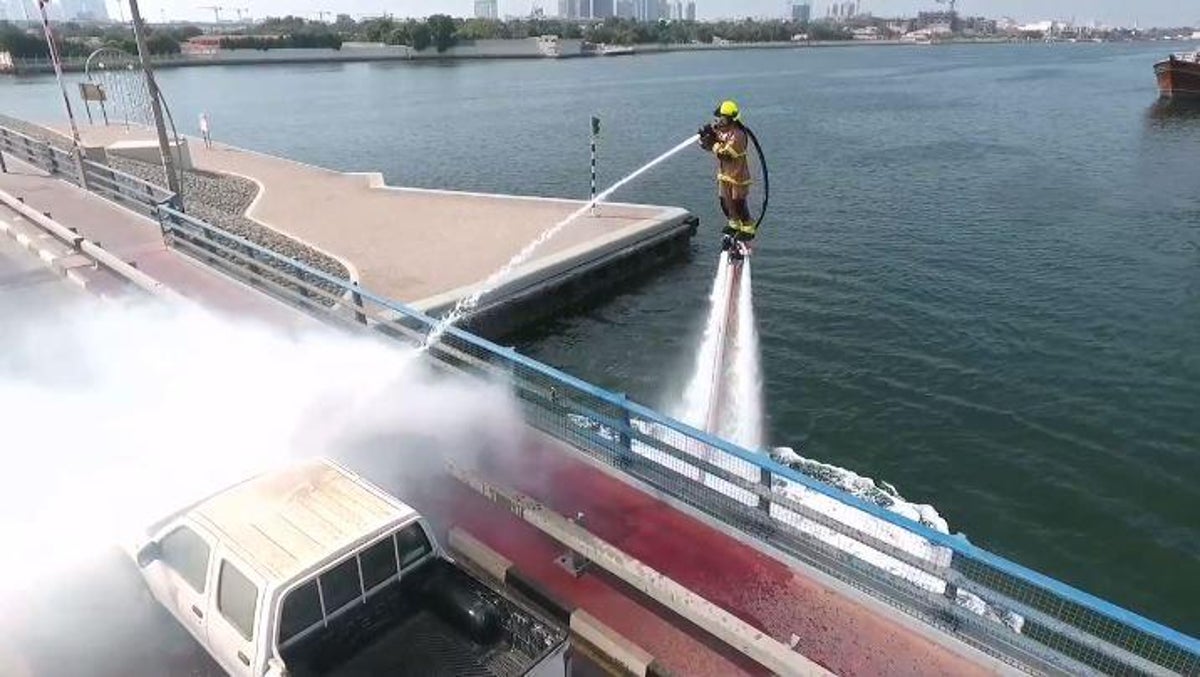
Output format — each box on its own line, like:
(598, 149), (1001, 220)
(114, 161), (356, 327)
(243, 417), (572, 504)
(206, 553), (263, 677)
(143, 522), (217, 649)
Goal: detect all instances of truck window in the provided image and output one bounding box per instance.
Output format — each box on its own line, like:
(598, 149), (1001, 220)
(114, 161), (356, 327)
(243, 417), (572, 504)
(160, 526), (211, 593)
(279, 580), (323, 644)
(360, 536), (398, 591)
(396, 523), (432, 569)
(218, 560), (259, 641)
(319, 557), (361, 614)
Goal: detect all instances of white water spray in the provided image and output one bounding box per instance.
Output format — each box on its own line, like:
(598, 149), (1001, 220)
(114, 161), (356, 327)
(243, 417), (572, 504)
(676, 255), (765, 449)
(422, 134), (699, 349)
(666, 254), (1020, 633)
(0, 298), (521, 593)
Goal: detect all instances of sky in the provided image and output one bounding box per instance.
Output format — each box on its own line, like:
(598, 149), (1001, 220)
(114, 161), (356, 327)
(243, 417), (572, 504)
(101, 0), (1196, 29)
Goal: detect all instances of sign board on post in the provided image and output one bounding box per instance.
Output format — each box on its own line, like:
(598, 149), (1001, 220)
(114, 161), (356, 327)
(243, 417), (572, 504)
(79, 82), (107, 101)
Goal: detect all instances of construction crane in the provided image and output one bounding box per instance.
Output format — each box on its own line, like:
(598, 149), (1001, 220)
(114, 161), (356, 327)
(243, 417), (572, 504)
(198, 5), (225, 22)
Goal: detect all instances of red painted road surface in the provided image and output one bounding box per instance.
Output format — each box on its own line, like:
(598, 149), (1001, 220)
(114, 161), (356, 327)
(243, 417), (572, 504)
(400, 433), (995, 677)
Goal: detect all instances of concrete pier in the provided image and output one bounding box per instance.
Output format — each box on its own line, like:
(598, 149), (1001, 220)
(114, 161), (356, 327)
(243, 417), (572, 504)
(57, 124), (697, 337)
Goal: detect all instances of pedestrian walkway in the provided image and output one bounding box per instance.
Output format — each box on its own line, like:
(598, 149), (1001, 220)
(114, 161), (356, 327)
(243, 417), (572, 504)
(0, 160), (316, 329)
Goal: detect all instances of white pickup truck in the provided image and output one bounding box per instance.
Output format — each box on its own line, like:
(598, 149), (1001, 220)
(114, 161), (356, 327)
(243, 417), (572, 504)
(128, 458), (569, 677)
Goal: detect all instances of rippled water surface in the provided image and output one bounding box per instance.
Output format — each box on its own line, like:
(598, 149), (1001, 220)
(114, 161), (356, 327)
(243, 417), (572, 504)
(4, 42), (1198, 632)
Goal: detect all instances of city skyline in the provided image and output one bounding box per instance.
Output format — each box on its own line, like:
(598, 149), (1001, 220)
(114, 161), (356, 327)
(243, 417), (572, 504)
(2, 0), (1193, 28)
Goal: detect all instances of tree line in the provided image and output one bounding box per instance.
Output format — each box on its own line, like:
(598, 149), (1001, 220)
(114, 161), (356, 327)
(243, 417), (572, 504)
(1, 21), (199, 58)
(3, 14), (845, 61)
(347, 15), (846, 49)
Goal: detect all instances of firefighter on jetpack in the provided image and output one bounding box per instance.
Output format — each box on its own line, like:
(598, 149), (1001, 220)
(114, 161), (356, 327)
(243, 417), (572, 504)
(699, 100), (756, 256)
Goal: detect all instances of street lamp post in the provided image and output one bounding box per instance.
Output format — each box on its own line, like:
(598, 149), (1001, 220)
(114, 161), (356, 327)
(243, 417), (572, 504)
(35, 0), (89, 189)
(126, 0), (183, 205)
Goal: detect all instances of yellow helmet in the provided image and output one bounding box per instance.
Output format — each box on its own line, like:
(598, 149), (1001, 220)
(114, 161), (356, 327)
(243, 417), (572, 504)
(714, 99), (741, 120)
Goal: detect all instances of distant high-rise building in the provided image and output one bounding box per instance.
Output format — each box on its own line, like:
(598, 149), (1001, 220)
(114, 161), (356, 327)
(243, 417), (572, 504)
(828, 0), (857, 20)
(685, 1), (695, 21)
(592, 0), (614, 18)
(0, 0), (34, 21)
(30, 0), (107, 21)
(634, 0), (660, 21)
(559, 0), (585, 18)
(474, 0), (499, 19)
(83, 0), (108, 20)
(791, 2), (810, 22)
(616, 0), (634, 18)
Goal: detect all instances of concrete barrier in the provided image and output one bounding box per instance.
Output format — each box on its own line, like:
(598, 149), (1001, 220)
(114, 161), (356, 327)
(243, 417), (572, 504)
(0, 187), (185, 302)
(448, 525), (670, 677)
(447, 463), (835, 677)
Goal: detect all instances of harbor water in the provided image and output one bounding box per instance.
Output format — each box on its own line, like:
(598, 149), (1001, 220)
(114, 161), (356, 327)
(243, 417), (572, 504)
(2, 41), (1197, 633)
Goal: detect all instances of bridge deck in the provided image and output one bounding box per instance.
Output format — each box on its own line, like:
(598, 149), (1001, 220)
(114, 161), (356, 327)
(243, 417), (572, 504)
(0, 163), (1009, 676)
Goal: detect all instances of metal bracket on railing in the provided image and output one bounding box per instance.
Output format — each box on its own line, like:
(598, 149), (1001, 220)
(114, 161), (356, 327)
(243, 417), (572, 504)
(351, 281), (367, 325)
(613, 392), (633, 468)
(555, 512), (590, 577)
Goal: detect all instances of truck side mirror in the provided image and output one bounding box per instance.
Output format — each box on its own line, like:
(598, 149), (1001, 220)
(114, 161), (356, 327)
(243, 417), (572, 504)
(136, 541), (161, 568)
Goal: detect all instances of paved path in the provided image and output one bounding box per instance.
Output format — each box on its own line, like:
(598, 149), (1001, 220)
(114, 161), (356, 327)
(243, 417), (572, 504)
(0, 161), (318, 330)
(66, 125), (691, 311)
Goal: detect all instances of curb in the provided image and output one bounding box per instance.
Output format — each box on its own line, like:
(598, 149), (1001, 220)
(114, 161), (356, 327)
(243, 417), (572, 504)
(0, 213), (106, 295)
(0, 188), (185, 301)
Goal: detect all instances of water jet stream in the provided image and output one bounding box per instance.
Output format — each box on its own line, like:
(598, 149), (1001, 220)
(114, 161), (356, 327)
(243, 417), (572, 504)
(678, 255), (764, 450)
(421, 134), (699, 350)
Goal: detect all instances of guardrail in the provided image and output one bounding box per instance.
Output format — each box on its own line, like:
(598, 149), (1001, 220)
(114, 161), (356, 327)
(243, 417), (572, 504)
(5, 121), (1196, 675)
(0, 124), (177, 215)
(151, 205), (1199, 676)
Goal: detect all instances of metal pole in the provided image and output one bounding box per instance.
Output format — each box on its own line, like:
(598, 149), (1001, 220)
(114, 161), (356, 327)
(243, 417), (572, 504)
(126, 0), (183, 206)
(36, 0), (89, 189)
(589, 115), (599, 215)
(81, 86), (94, 124)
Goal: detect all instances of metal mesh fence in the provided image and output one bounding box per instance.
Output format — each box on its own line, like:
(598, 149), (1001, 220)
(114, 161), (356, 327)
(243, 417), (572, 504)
(9, 129), (1196, 675)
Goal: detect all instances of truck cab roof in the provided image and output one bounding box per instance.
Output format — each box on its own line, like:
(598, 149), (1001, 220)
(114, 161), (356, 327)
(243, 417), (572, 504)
(189, 459), (419, 583)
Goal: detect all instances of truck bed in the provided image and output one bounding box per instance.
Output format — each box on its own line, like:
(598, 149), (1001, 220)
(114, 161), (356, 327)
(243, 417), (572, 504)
(282, 559), (566, 677)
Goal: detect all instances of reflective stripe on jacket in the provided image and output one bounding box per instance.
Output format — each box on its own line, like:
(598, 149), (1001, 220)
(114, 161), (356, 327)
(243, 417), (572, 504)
(712, 125), (752, 187)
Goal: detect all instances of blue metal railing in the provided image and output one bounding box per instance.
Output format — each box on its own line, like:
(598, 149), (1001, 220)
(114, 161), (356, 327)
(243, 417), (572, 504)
(7, 122), (1196, 674)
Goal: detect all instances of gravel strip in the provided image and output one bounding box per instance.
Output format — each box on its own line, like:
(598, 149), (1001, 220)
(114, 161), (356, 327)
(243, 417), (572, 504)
(0, 114), (65, 147)
(105, 155), (350, 285)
